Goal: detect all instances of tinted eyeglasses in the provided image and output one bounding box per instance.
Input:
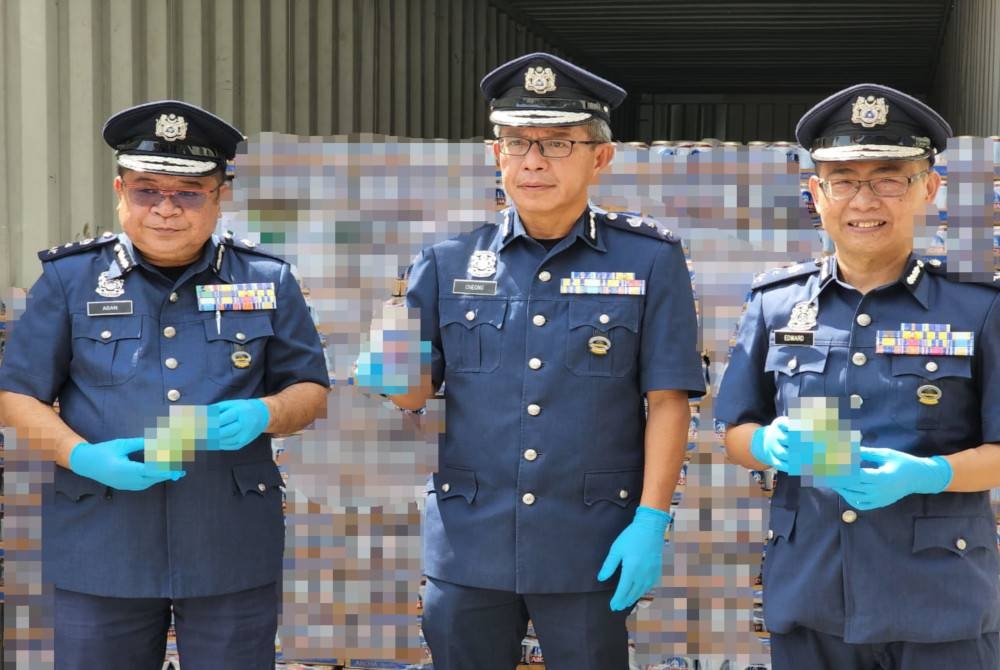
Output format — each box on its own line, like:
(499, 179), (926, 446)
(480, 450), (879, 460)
(123, 182), (222, 210)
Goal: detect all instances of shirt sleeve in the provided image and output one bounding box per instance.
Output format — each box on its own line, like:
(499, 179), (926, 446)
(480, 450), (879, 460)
(262, 262), (330, 394)
(405, 247), (444, 392)
(714, 288), (778, 427)
(639, 240), (706, 396)
(0, 263), (72, 403)
(979, 290), (1000, 443)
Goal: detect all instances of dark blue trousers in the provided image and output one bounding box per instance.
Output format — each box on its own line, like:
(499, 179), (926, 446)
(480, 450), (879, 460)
(54, 582), (278, 670)
(772, 626), (1000, 670)
(422, 576), (632, 670)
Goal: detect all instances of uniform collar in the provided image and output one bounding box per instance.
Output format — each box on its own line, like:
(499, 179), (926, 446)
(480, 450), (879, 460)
(826, 253), (931, 308)
(106, 233), (226, 283)
(494, 206), (606, 253)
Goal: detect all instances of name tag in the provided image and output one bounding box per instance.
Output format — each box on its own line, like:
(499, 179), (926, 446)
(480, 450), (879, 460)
(773, 330), (814, 346)
(87, 300), (133, 316)
(453, 279), (497, 296)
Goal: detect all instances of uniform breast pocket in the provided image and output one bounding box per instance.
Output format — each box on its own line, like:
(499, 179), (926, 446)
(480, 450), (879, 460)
(565, 299), (639, 377)
(70, 314), (144, 387)
(889, 355), (974, 430)
(203, 315), (273, 389)
(764, 344), (829, 405)
(439, 299), (507, 373)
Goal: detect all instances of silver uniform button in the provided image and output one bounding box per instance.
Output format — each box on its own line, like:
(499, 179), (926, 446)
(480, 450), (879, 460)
(607, 212), (618, 220)
(441, 483), (450, 493)
(856, 313), (872, 327)
(925, 361), (939, 373)
(235, 332), (247, 342)
(257, 483), (267, 492)
(524, 449), (538, 461)
(527, 404), (541, 416)
(528, 358), (542, 370)
(465, 310), (476, 322)
(166, 389), (181, 402)
(956, 538), (968, 551)
(788, 357), (798, 371)
(532, 314), (546, 327)
(100, 330), (112, 340)
(850, 394), (863, 409)
(169, 292), (179, 303)
(599, 313), (610, 325)
(164, 357), (179, 370)
(522, 492), (536, 505)
(842, 510), (858, 524)
(618, 489), (629, 500)
(538, 270), (552, 282)
(851, 352), (867, 366)
(767, 529), (774, 540)
(163, 326), (177, 338)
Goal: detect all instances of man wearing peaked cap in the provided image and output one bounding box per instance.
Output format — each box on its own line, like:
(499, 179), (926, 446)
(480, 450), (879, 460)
(357, 52), (703, 668)
(717, 83), (1000, 669)
(0, 100), (329, 669)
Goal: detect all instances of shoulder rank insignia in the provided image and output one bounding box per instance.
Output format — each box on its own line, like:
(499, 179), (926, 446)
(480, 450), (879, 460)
(39, 231), (117, 261)
(220, 235), (283, 261)
(751, 258), (822, 290)
(601, 210), (678, 243)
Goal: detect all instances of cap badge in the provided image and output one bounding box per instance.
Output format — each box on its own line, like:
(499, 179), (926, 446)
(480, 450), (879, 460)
(851, 96), (889, 129)
(524, 66), (557, 94)
(155, 113), (189, 141)
(467, 250), (497, 278)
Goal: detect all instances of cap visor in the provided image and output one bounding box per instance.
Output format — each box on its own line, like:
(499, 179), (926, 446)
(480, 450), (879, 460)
(811, 144), (929, 161)
(117, 153), (219, 176)
(489, 109), (593, 126)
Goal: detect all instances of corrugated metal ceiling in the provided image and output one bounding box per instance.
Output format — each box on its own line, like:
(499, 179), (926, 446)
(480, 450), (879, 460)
(489, 0), (954, 97)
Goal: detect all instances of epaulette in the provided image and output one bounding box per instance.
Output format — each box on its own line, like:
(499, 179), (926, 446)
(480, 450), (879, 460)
(219, 234), (283, 261)
(38, 231), (118, 261)
(750, 258), (822, 290)
(601, 210), (678, 243)
(923, 256), (1000, 289)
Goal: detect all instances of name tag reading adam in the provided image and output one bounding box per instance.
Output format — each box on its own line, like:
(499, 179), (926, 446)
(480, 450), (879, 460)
(87, 300), (133, 317)
(773, 330), (815, 346)
(453, 279), (497, 296)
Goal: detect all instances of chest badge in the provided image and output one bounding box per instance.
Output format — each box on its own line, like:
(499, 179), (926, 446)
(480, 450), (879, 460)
(231, 349), (252, 369)
(588, 335), (612, 356)
(95, 271), (125, 298)
(917, 384), (942, 406)
(786, 301), (818, 331)
(467, 250), (497, 278)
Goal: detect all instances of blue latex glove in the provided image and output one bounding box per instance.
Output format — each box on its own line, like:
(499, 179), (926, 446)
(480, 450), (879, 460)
(207, 399), (270, 450)
(832, 447), (952, 511)
(69, 438), (185, 491)
(597, 506), (671, 611)
(750, 417), (793, 472)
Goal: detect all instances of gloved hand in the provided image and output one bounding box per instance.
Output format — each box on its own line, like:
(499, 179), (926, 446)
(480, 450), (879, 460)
(206, 399), (270, 450)
(597, 506), (671, 611)
(832, 447), (952, 511)
(69, 438), (185, 491)
(750, 417), (794, 472)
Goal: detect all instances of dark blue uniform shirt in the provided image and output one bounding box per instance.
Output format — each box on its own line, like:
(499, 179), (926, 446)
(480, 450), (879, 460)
(0, 232), (329, 598)
(408, 206), (705, 594)
(716, 254), (1000, 644)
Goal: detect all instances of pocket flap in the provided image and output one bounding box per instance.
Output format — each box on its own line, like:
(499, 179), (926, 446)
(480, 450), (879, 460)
(913, 516), (994, 556)
(583, 469), (642, 508)
(890, 355), (972, 380)
(72, 314), (142, 342)
(768, 505), (797, 542)
(439, 300), (507, 330)
(568, 300), (640, 332)
(232, 461), (284, 496)
(54, 467), (106, 501)
(431, 466), (478, 503)
(204, 315), (274, 344)
(764, 344), (829, 375)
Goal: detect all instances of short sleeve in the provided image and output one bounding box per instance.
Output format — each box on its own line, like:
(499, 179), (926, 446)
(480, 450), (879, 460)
(639, 241), (706, 396)
(0, 264), (72, 403)
(714, 289), (777, 427)
(979, 291), (1000, 442)
(405, 248), (444, 391)
(262, 262), (330, 394)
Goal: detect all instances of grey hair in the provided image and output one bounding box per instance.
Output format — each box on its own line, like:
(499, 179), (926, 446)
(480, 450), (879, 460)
(493, 118), (613, 143)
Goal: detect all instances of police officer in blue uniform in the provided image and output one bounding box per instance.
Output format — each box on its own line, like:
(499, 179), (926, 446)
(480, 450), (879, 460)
(716, 84), (1000, 669)
(364, 53), (705, 669)
(0, 100), (329, 669)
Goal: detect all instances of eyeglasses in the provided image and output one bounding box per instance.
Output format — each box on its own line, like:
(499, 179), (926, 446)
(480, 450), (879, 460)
(123, 183), (222, 210)
(817, 169), (929, 201)
(496, 136), (605, 158)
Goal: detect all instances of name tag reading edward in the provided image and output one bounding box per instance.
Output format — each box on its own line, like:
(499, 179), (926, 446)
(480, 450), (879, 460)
(87, 300), (133, 317)
(773, 330), (814, 346)
(453, 279), (497, 296)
